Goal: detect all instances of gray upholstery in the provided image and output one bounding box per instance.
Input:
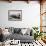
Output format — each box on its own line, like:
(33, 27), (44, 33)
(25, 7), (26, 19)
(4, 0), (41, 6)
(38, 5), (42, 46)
(8, 33), (34, 43)
(3, 28), (34, 43)
(14, 28), (21, 33)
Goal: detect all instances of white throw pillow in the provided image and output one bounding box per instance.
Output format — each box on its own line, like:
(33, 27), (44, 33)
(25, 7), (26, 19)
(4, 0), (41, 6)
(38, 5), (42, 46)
(21, 28), (27, 35)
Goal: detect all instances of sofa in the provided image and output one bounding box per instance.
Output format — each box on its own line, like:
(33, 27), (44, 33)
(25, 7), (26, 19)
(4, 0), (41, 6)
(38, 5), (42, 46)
(1, 27), (34, 43)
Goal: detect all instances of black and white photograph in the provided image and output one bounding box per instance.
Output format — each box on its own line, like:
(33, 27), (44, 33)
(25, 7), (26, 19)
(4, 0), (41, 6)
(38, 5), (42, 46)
(8, 10), (22, 21)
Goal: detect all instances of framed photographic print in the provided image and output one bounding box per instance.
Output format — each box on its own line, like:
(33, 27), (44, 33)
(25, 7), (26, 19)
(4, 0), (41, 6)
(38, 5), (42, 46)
(8, 10), (22, 21)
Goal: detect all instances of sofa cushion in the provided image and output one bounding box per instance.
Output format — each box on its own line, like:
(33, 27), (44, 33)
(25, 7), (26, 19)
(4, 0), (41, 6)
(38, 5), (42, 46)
(8, 27), (14, 34)
(14, 28), (21, 33)
(9, 33), (34, 43)
(21, 28), (27, 35)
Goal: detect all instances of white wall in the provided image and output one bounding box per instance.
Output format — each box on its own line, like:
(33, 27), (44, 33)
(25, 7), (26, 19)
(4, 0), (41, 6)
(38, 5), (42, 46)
(0, 1), (40, 28)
